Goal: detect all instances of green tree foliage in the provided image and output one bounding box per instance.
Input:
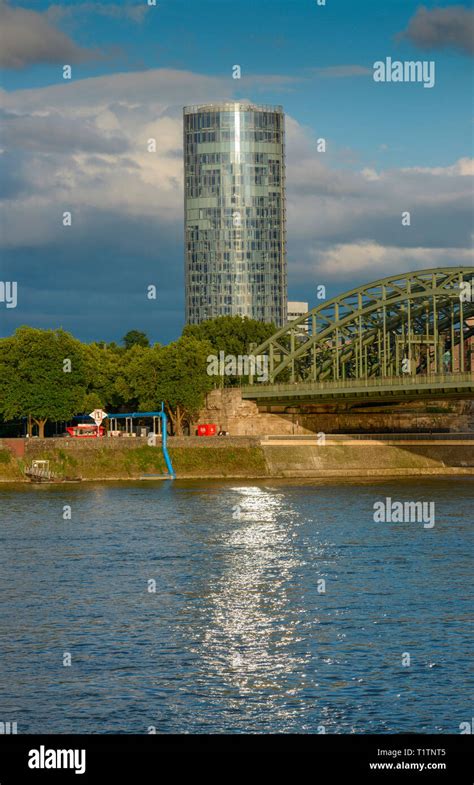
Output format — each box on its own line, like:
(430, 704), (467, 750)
(128, 337), (214, 435)
(119, 343), (160, 412)
(0, 327), (88, 437)
(156, 337), (214, 435)
(0, 318), (276, 435)
(183, 315), (275, 356)
(122, 330), (150, 350)
(182, 315), (276, 386)
(82, 342), (132, 410)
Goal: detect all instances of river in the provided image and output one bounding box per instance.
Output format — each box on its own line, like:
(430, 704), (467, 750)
(0, 478), (472, 734)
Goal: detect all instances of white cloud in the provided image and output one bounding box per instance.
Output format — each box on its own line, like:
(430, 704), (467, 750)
(400, 158), (474, 176)
(1, 67), (472, 292)
(361, 168), (380, 181)
(0, 68), (234, 248)
(311, 241), (474, 278)
(0, 68), (232, 112)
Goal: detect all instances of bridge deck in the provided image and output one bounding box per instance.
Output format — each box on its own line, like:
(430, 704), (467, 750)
(241, 372), (474, 405)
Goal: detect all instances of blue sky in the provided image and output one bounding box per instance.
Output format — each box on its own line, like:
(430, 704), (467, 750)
(1, 0), (473, 343)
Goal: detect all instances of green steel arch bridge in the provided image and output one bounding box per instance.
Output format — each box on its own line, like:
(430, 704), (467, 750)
(243, 267), (474, 406)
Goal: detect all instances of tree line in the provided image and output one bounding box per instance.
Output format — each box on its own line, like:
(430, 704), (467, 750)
(0, 317), (275, 437)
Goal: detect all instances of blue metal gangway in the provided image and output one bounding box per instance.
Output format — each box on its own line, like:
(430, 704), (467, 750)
(105, 403), (175, 478)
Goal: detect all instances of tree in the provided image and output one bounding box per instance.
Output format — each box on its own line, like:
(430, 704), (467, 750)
(0, 327), (88, 437)
(129, 337), (214, 435)
(82, 342), (134, 410)
(122, 330), (150, 350)
(82, 391), (104, 413)
(157, 337), (214, 434)
(182, 315), (276, 385)
(117, 343), (159, 412)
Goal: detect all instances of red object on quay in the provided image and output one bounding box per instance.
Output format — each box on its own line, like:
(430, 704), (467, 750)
(197, 424), (217, 436)
(66, 424), (105, 438)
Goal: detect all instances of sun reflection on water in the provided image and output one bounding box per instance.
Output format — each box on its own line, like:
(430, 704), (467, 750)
(196, 487), (310, 710)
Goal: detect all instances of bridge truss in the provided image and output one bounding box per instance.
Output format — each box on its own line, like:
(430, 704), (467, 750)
(248, 268), (474, 386)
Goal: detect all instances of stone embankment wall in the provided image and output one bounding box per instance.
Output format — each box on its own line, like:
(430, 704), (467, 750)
(197, 388), (474, 436)
(0, 433), (473, 481)
(260, 437), (474, 477)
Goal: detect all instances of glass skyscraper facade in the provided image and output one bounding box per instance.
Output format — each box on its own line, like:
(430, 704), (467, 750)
(184, 102), (287, 326)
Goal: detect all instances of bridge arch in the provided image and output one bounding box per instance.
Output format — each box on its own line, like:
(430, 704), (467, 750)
(249, 267), (474, 384)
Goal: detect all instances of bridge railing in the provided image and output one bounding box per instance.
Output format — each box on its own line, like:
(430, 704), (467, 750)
(262, 432), (474, 441)
(242, 371), (474, 395)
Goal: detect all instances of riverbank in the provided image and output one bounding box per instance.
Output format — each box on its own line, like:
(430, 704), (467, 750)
(0, 435), (473, 482)
(0, 438), (266, 481)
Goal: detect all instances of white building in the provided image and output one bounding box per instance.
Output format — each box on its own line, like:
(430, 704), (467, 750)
(287, 301), (309, 332)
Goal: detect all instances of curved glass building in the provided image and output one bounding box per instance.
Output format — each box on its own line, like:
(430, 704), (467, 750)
(183, 102), (287, 326)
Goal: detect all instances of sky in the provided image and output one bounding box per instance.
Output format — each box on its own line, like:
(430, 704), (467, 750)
(0, 0), (473, 344)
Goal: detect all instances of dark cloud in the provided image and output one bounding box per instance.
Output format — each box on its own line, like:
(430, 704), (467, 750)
(0, 209), (185, 344)
(0, 150), (30, 200)
(0, 0), (94, 68)
(399, 5), (474, 56)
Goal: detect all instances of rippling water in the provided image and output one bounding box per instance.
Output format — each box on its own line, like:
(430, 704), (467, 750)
(0, 478), (472, 734)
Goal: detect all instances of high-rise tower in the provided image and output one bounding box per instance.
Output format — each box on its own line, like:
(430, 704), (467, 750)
(183, 102), (287, 325)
